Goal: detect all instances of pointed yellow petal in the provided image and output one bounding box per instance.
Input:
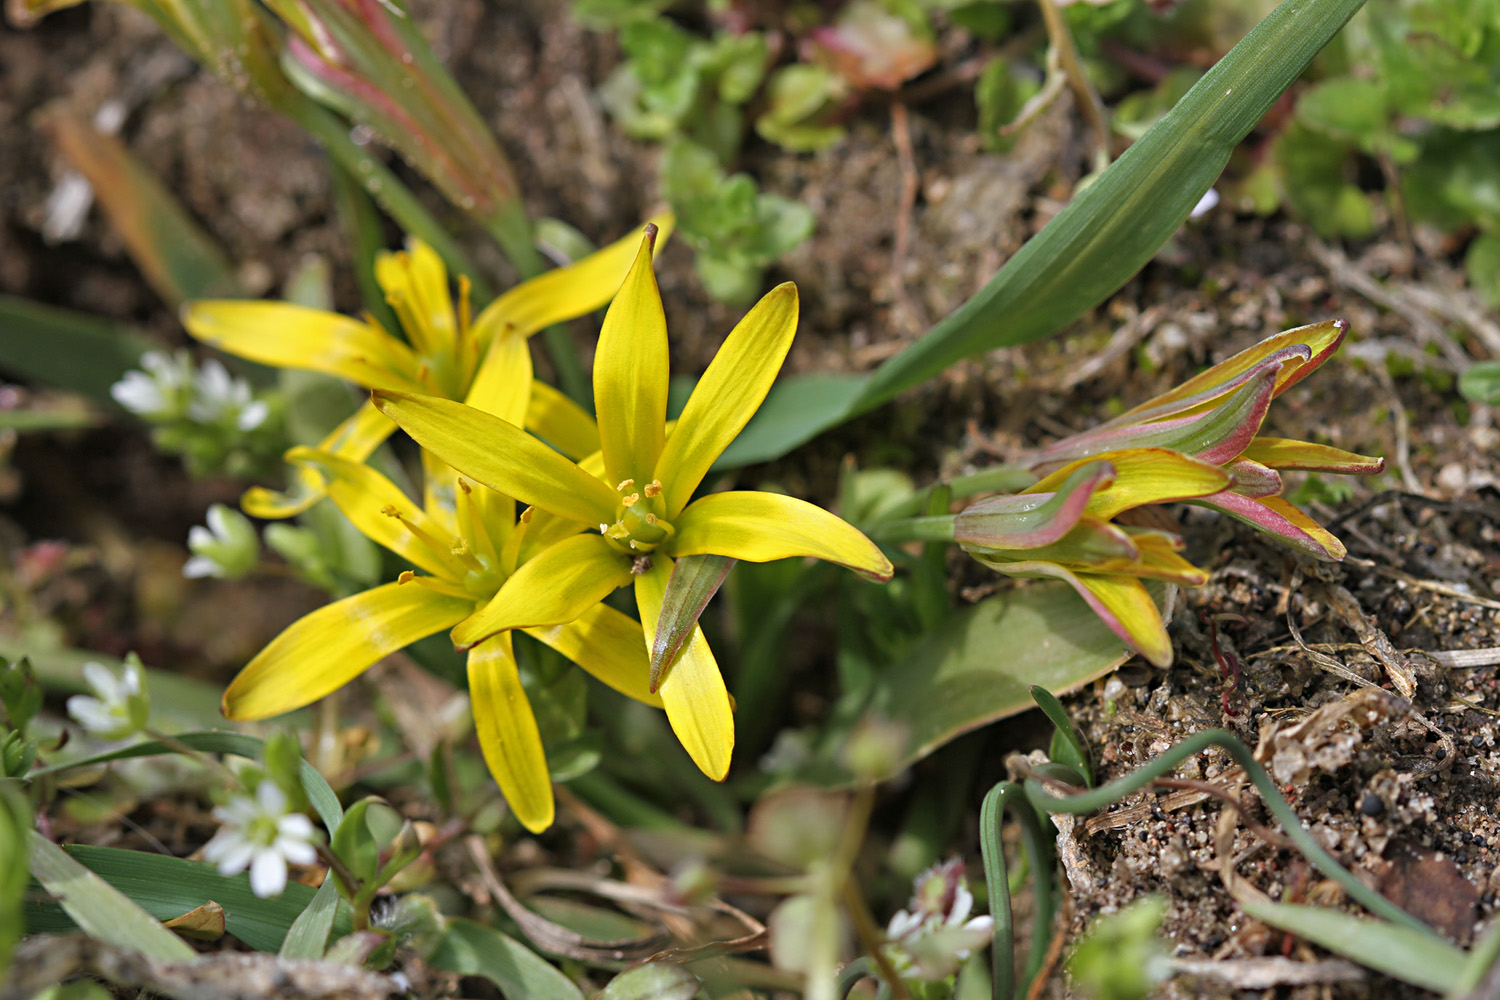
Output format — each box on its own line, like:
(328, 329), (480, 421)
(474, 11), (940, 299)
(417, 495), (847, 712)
(671, 490), (892, 581)
(452, 533), (631, 648)
(373, 390), (618, 526)
(287, 446), (465, 579)
(524, 604), (662, 707)
(1194, 492), (1348, 560)
(183, 301), (421, 390)
(1123, 319), (1346, 418)
(374, 239), (456, 358)
(242, 401), (398, 519)
(525, 380), (601, 459)
(518, 508), (589, 563)
(463, 329), (533, 426)
(1027, 448), (1230, 520)
(222, 582), (470, 720)
(594, 230), (668, 485)
(654, 284), (799, 516)
(467, 634), (554, 832)
(983, 561), (1173, 668)
(470, 213), (676, 344)
(635, 559), (733, 780)
(1239, 437), (1385, 475)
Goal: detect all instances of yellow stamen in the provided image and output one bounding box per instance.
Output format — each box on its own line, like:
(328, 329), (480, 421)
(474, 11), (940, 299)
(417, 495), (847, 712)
(643, 480), (662, 498)
(616, 479), (635, 492)
(621, 493), (640, 507)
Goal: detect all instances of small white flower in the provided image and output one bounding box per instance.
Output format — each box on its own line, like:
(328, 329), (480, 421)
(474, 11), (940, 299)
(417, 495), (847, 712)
(183, 503), (259, 580)
(188, 359), (265, 429)
(110, 351), (193, 419)
(66, 659), (149, 740)
(202, 781), (319, 898)
(884, 859), (994, 982)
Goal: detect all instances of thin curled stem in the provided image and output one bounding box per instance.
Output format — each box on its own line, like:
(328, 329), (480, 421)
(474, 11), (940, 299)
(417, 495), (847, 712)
(1018, 728), (1436, 937)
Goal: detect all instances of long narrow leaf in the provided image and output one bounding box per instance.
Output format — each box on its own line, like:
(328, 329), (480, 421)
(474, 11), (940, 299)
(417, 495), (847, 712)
(0, 296), (156, 405)
(40, 111), (242, 306)
(712, 0), (1368, 469)
(27, 835), (198, 962)
(26, 844), (352, 954)
(427, 918), (584, 1000)
(279, 874), (342, 958)
(1240, 900), (1464, 994)
(30, 731), (343, 835)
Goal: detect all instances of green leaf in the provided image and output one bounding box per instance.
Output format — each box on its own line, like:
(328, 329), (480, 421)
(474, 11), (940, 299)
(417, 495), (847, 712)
(0, 406), (98, 434)
(1031, 685), (1093, 786)
(599, 962), (701, 1000)
(427, 918), (583, 1000)
(26, 843), (352, 954)
(716, 0), (1370, 467)
(650, 554), (736, 691)
(1459, 360), (1500, 404)
(29, 730), (342, 836)
(712, 373), (867, 469)
(0, 782), (31, 974)
(27, 836), (198, 962)
(1239, 900), (1464, 994)
(860, 581), (1144, 777)
(1465, 231), (1500, 309)
(279, 873), (342, 958)
(0, 296), (156, 406)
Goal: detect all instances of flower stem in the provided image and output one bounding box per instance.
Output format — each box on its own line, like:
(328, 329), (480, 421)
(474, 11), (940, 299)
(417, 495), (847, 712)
(870, 515), (956, 545)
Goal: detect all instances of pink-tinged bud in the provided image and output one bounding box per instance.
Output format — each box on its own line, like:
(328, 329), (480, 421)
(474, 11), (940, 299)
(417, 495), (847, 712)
(270, 0), (522, 225)
(954, 461), (1113, 550)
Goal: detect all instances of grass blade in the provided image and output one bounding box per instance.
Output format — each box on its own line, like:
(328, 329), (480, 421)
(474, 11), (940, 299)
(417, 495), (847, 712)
(26, 844), (352, 954)
(0, 296), (156, 406)
(427, 918), (584, 1000)
(1240, 900), (1464, 994)
(28, 835), (198, 962)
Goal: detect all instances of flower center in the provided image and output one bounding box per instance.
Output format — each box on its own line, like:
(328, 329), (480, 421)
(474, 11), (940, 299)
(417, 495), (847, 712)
(601, 478), (674, 553)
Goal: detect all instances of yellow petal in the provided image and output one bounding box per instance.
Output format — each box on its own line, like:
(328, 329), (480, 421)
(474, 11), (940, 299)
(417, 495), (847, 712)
(463, 329), (533, 426)
(467, 634), (554, 833)
(671, 490), (893, 581)
(1123, 319), (1345, 418)
(1027, 448), (1230, 520)
(242, 401), (397, 519)
(654, 284), (799, 516)
(222, 582), (470, 720)
(374, 239), (456, 358)
(452, 533), (631, 648)
(635, 559), (734, 780)
(525, 380), (601, 459)
(287, 446), (465, 579)
(990, 562), (1173, 668)
(593, 230), (668, 485)
(1239, 437), (1385, 475)
(470, 212), (676, 345)
(182, 301), (421, 390)
(373, 390), (618, 527)
(524, 604), (662, 707)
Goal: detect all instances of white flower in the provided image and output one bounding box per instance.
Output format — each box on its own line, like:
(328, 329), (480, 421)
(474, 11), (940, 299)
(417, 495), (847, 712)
(184, 503), (259, 580)
(66, 659), (149, 740)
(202, 781), (319, 898)
(1189, 187), (1220, 219)
(884, 859), (994, 982)
(188, 359), (268, 431)
(110, 350), (193, 419)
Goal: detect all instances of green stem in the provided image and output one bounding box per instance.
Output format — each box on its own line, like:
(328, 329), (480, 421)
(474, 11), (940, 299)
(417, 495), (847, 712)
(871, 516), (957, 545)
(884, 466), (1038, 523)
(286, 100), (493, 300)
(1021, 729), (1438, 937)
(979, 782), (1057, 1000)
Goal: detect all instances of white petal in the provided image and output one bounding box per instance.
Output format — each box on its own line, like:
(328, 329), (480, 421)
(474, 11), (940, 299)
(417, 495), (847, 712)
(255, 781), (288, 814)
(238, 399), (270, 431)
(249, 848), (289, 897)
(182, 555), (220, 579)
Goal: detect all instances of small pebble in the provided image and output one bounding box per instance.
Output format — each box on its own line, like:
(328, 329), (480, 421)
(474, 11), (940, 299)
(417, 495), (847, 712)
(1360, 792), (1385, 817)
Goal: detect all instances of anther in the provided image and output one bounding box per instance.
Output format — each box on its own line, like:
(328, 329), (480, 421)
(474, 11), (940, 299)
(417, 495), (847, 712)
(616, 478), (635, 492)
(381, 504), (403, 518)
(643, 480), (662, 498)
(621, 493), (640, 507)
